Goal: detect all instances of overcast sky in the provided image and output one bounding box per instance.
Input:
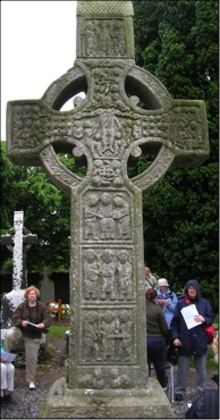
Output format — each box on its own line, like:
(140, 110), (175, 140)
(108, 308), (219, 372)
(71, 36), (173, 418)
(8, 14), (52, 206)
(1, 1), (77, 140)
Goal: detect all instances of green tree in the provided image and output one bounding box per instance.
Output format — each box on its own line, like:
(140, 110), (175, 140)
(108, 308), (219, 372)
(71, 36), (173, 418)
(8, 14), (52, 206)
(132, 0), (218, 311)
(0, 141), (71, 273)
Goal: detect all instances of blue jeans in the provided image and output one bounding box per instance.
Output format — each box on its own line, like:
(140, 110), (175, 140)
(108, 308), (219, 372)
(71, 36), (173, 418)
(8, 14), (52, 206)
(147, 336), (167, 388)
(175, 353), (207, 395)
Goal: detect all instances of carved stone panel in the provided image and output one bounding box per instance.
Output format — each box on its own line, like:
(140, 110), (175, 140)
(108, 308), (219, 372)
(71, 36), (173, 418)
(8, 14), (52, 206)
(82, 190), (132, 242)
(81, 308), (134, 364)
(82, 247), (133, 302)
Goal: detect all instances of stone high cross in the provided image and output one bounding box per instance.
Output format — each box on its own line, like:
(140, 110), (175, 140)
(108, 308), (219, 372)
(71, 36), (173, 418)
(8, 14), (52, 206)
(1, 211), (38, 290)
(6, 1), (209, 418)
(1, 211), (37, 329)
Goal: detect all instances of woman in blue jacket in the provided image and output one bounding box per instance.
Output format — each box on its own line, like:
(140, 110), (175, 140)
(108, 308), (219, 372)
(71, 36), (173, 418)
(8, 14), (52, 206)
(156, 278), (178, 330)
(170, 279), (214, 401)
(0, 343), (15, 403)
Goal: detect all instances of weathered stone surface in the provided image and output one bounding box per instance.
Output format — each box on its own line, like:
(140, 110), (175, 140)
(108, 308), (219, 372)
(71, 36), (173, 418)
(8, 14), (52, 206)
(6, 0), (209, 418)
(39, 377), (175, 419)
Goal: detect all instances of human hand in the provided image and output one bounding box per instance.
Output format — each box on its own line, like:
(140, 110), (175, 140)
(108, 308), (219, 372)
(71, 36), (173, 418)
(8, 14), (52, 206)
(22, 320), (28, 327)
(194, 314), (205, 323)
(173, 338), (182, 347)
(36, 323), (45, 329)
(158, 299), (168, 305)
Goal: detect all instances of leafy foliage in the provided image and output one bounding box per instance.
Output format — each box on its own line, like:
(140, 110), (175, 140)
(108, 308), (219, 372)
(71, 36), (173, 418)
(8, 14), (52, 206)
(0, 142), (71, 273)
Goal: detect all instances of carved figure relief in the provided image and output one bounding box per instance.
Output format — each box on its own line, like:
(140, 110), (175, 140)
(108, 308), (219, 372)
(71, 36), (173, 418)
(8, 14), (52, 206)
(99, 194), (115, 240)
(84, 193), (100, 240)
(84, 249), (100, 299)
(100, 250), (116, 300)
(85, 112), (128, 158)
(83, 191), (132, 242)
(171, 106), (203, 150)
(83, 247), (133, 302)
(116, 250), (132, 300)
(112, 195), (130, 239)
(82, 310), (134, 363)
(84, 19), (125, 57)
(83, 313), (102, 361)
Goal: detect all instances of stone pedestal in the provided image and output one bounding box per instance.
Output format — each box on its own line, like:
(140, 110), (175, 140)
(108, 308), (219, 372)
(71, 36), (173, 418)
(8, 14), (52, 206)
(39, 377), (175, 419)
(1, 289), (25, 329)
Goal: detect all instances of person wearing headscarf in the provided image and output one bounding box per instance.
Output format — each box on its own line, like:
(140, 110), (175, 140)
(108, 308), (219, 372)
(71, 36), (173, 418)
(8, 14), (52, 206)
(170, 279), (214, 401)
(146, 287), (170, 389)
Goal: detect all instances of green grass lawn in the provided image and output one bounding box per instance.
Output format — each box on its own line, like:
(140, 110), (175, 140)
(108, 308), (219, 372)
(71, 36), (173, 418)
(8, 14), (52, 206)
(48, 325), (69, 337)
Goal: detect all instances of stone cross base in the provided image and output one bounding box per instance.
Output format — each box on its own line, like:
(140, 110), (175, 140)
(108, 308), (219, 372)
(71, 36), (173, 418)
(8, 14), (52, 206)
(1, 289), (25, 329)
(39, 377), (175, 418)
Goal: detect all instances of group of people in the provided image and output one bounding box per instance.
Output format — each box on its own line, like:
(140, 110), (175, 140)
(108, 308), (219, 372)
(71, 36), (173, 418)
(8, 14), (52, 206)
(0, 272), (216, 406)
(145, 267), (215, 401)
(1, 285), (51, 404)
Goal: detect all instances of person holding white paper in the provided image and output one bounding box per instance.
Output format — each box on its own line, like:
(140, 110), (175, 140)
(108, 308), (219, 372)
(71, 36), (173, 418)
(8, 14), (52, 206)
(170, 279), (214, 401)
(4, 285), (51, 391)
(0, 343), (15, 404)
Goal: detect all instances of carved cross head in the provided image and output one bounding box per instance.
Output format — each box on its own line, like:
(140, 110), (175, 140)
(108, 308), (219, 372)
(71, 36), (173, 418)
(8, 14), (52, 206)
(6, 1), (209, 196)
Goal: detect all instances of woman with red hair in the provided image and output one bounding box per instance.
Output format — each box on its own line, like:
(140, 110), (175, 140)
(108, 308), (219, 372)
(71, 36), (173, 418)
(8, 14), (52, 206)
(5, 285), (51, 390)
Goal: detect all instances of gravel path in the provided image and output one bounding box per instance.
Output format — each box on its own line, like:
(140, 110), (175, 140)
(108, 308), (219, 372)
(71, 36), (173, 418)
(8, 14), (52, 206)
(1, 337), (65, 419)
(1, 336), (218, 419)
